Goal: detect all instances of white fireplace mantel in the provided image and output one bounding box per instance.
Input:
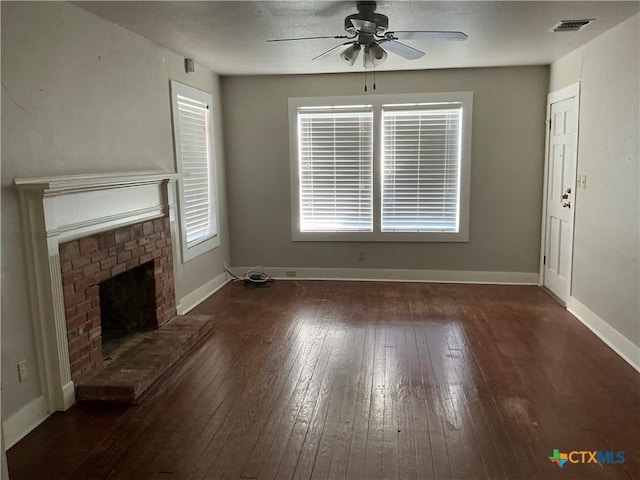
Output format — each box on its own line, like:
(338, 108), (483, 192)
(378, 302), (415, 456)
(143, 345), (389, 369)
(14, 171), (179, 412)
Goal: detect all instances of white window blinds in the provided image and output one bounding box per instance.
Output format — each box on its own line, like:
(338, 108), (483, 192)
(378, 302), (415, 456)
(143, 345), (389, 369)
(175, 94), (217, 245)
(298, 110), (373, 232)
(382, 107), (462, 232)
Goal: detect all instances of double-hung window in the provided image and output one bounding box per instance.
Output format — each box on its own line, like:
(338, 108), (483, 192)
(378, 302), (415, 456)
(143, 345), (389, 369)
(290, 92), (472, 242)
(382, 106), (462, 232)
(298, 107), (373, 232)
(170, 81), (220, 261)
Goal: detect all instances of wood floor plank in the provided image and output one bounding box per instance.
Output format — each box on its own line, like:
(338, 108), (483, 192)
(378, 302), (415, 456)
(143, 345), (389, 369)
(381, 344), (399, 479)
(344, 324), (376, 480)
(363, 325), (386, 480)
(416, 327), (453, 479)
(326, 325), (366, 480)
(7, 281), (639, 480)
(395, 327), (418, 480)
(405, 327), (436, 480)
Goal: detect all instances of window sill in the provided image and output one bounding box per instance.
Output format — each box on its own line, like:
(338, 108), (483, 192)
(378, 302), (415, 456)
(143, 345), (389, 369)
(182, 234), (220, 262)
(292, 231), (469, 242)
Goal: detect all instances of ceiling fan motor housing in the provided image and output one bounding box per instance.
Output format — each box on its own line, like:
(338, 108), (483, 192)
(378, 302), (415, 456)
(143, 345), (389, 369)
(344, 3), (389, 36)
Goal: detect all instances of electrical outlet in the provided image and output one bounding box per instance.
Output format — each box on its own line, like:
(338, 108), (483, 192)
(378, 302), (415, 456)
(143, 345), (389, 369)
(357, 249), (366, 261)
(17, 360), (28, 383)
(286, 270), (297, 277)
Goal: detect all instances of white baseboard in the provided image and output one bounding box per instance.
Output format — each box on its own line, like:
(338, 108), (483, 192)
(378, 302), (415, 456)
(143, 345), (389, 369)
(62, 381), (76, 411)
(231, 266), (539, 285)
(567, 296), (640, 373)
(3, 395), (49, 449)
(176, 271), (231, 315)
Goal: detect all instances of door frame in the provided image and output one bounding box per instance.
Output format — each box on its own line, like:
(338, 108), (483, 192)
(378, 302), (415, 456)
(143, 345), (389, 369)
(539, 82), (581, 300)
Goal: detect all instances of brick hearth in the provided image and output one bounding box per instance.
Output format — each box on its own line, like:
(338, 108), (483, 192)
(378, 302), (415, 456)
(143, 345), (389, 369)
(59, 217), (176, 382)
(76, 314), (215, 404)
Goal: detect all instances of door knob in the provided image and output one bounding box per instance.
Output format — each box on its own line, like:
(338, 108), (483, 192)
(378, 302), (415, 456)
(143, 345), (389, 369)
(562, 187), (571, 207)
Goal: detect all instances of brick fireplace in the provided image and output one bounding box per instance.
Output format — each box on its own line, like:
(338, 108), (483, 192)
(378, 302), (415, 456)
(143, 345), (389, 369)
(59, 217), (176, 382)
(14, 171), (179, 411)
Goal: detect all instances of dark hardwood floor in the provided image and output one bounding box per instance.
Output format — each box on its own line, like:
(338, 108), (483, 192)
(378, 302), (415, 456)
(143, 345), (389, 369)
(7, 281), (640, 480)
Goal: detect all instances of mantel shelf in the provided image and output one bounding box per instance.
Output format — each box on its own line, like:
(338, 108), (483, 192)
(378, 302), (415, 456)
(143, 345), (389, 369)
(14, 171), (179, 195)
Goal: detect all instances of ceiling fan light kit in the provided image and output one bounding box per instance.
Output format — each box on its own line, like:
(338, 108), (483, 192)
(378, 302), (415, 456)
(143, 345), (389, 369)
(340, 43), (361, 66)
(367, 43), (388, 66)
(268, 1), (468, 70)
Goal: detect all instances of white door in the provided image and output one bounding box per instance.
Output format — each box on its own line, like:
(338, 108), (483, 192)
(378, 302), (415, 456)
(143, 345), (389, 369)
(542, 85), (579, 301)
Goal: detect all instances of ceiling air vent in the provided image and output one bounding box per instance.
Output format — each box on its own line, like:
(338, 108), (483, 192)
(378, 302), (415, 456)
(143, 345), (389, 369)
(550, 19), (595, 32)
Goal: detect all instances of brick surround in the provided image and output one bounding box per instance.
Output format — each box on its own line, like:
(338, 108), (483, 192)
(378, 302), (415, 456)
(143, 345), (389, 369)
(59, 216), (176, 382)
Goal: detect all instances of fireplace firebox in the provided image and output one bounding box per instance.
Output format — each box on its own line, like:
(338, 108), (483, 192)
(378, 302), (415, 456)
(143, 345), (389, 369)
(99, 261), (156, 359)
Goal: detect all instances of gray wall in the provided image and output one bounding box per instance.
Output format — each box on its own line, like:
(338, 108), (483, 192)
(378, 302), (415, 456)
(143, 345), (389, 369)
(550, 14), (640, 348)
(222, 66), (549, 273)
(1, 2), (230, 421)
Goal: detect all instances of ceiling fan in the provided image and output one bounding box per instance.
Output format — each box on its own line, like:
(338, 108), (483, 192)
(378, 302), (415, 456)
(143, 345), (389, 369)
(267, 1), (467, 69)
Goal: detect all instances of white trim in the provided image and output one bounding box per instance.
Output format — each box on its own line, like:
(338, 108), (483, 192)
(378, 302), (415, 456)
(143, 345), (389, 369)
(547, 82), (581, 107)
(176, 272), (231, 314)
(567, 296), (640, 373)
(232, 266), (538, 285)
(2, 395), (49, 449)
(13, 170), (179, 194)
(539, 82), (581, 297)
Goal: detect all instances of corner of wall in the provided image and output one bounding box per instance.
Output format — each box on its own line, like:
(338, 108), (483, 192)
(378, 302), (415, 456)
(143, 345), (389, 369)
(567, 296), (640, 373)
(549, 45), (585, 92)
(176, 271), (230, 314)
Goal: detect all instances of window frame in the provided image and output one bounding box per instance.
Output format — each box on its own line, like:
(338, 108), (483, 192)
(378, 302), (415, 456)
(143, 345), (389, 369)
(289, 92), (473, 242)
(170, 80), (220, 261)
(297, 107), (374, 233)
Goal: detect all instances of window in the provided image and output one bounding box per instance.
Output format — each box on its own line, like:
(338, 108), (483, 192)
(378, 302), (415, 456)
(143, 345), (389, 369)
(382, 106), (462, 232)
(298, 108), (373, 232)
(289, 92), (472, 242)
(170, 81), (219, 261)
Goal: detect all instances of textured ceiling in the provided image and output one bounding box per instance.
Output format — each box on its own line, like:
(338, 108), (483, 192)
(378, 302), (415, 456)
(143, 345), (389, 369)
(74, 1), (640, 75)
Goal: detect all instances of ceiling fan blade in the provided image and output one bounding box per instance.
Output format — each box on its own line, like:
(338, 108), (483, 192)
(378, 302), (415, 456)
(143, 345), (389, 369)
(350, 18), (377, 33)
(267, 35), (350, 42)
(387, 31), (468, 41)
(381, 40), (425, 60)
(312, 42), (352, 61)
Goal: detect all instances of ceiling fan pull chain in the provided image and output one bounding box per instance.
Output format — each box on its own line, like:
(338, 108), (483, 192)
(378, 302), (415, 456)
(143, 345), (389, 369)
(373, 67), (376, 90)
(364, 68), (367, 92)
